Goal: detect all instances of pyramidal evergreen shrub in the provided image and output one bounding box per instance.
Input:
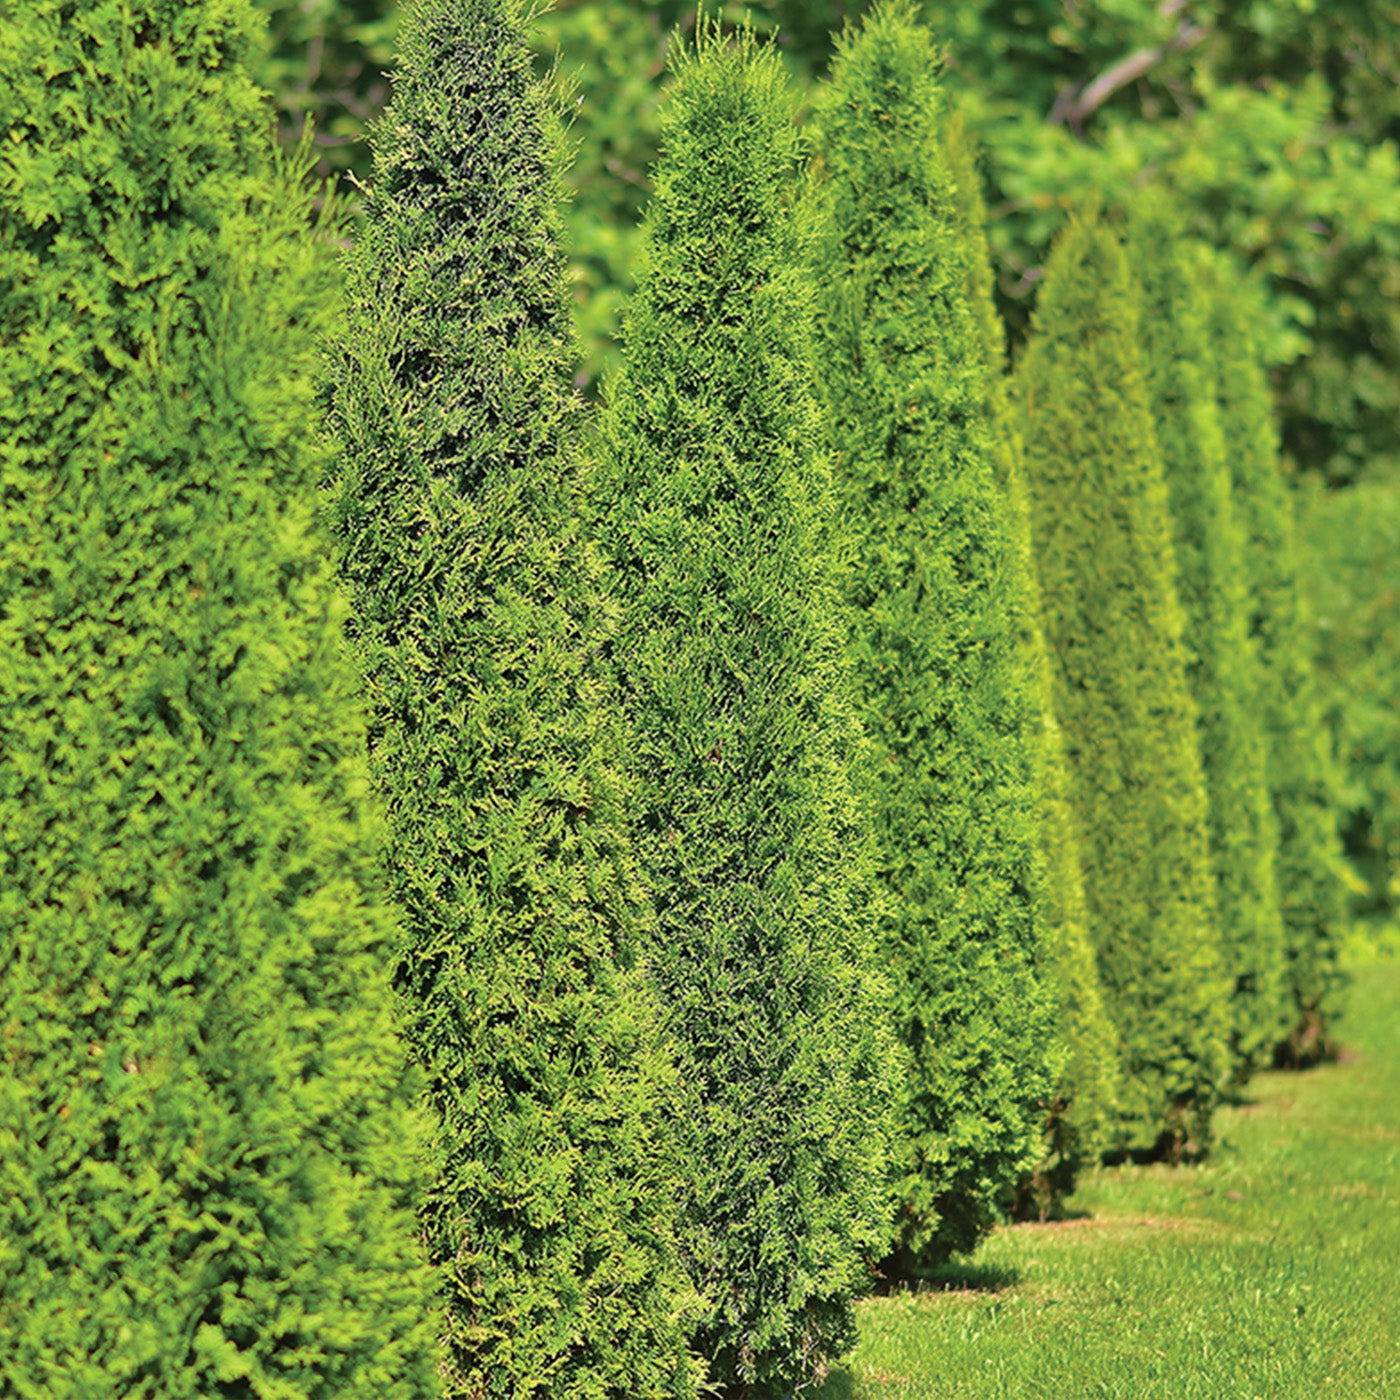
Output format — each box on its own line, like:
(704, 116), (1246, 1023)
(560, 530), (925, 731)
(806, 1), (1056, 1264)
(0, 3), (441, 1395)
(321, 2), (698, 1397)
(1015, 212), (1230, 1156)
(942, 100), (1120, 1214)
(590, 27), (898, 1396)
(1199, 247), (1349, 1065)
(1125, 198), (1289, 1078)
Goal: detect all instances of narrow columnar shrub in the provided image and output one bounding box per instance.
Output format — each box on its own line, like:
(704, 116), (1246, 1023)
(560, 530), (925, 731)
(1200, 249), (1349, 1064)
(1126, 199), (1289, 1078)
(806, 2), (1056, 1265)
(0, 3), (440, 1396)
(321, 3), (699, 1398)
(1016, 213), (1230, 1156)
(590, 28), (898, 1397)
(943, 100), (1120, 1213)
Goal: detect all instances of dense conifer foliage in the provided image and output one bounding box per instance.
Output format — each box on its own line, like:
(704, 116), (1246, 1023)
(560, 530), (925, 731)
(590, 28), (898, 1396)
(942, 102), (1120, 1214)
(1200, 250), (1349, 1065)
(807, 3), (1055, 1265)
(1016, 214), (1229, 1156)
(1126, 201), (1289, 1078)
(0, 3), (441, 1395)
(322, 2), (697, 1396)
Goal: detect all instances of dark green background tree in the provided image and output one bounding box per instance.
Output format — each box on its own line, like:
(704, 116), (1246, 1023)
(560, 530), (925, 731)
(0, 3), (441, 1395)
(1016, 212), (1229, 1156)
(1125, 198), (1288, 1078)
(1305, 478), (1400, 929)
(321, 1), (698, 1396)
(806, 1), (1054, 1264)
(590, 28), (897, 1396)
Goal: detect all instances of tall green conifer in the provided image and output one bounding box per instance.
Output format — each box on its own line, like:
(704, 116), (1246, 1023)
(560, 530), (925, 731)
(1016, 213), (1230, 1155)
(806, 3), (1056, 1261)
(0, 3), (440, 1395)
(943, 99), (1120, 1213)
(1199, 248), (1349, 1064)
(1126, 200), (1289, 1077)
(590, 28), (897, 1396)
(322, 2), (697, 1396)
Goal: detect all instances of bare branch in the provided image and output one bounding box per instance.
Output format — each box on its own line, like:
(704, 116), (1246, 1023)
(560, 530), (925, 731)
(1050, 17), (1210, 131)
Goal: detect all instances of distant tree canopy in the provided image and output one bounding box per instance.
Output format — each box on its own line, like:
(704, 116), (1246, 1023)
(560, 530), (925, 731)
(250, 1), (1400, 486)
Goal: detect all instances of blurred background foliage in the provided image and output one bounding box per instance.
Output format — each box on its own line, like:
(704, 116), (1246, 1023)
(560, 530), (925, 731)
(251, 0), (1400, 486)
(248, 0), (1400, 912)
(1303, 473), (1400, 925)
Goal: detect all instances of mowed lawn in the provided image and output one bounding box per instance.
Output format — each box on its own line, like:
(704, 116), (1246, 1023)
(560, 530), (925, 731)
(819, 954), (1400, 1400)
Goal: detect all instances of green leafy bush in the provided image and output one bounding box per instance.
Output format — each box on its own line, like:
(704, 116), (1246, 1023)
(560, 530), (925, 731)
(590, 27), (897, 1396)
(1303, 477), (1400, 928)
(805, 2), (1055, 1264)
(321, 2), (698, 1397)
(1200, 249), (1350, 1065)
(0, 3), (440, 1395)
(1125, 198), (1288, 1079)
(1016, 212), (1229, 1157)
(943, 103), (1120, 1216)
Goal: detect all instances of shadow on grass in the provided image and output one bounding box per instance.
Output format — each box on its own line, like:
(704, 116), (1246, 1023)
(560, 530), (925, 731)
(811, 1368), (857, 1400)
(872, 1258), (1020, 1297)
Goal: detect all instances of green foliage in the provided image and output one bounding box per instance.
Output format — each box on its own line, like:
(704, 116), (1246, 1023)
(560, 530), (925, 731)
(805, 2), (1054, 1265)
(942, 104), (1119, 1215)
(1124, 197), (1288, 1078)
(815, 957), (1400, 1400)
(1304, 477), (1400, 927)
(928, 1), (1400, 486)
(1015, 212), (1229, 1156)
(530, 1), (852, 388)
(321, 2), (698, 1396)
(1199, 248), (1349, 1065)
(0, 2), (440, 1395)
(590, 27), (897, 1395)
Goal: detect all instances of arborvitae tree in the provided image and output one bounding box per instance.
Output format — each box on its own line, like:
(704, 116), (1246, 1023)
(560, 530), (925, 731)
(0, 4), (440, 1396)
(1199, 247), (1349, 1065)
(1125, 198), (1289, 1079)
(321, 3), (698, 1397)
(943, 99), (1120, 1214)
(1016, 213), (1230, 1156)
(806, 2), (1056, 1264)
(589, 28), (897, 1397)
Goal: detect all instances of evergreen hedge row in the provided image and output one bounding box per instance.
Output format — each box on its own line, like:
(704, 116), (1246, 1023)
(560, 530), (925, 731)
(942, 104), (1120, 1213)
(591, 28), (898, 1395)
(1016, 213), (1230, 1156)
(1126, 199), (1289, 1079)
(806, 2), (1055, 1266)
(1199, 248), (1349, 1065)
(0, 3), (440, 1394)
(322, 2), (698, 1396)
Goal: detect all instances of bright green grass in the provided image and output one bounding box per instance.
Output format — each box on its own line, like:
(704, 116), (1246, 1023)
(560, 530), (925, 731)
(819, 955), (1400, 1400)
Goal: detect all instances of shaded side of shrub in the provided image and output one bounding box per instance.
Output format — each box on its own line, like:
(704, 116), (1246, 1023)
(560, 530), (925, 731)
(590, 27), (898, 1397)
(1016, 213), (1229, 1156)
(0, 3), (441, 1395)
